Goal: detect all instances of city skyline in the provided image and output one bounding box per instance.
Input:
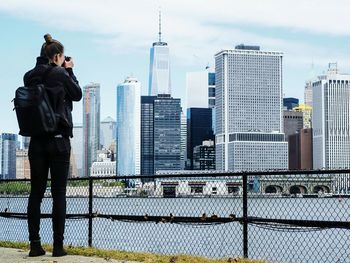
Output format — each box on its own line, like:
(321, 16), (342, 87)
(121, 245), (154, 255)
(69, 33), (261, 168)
(1, 1), (350, 135)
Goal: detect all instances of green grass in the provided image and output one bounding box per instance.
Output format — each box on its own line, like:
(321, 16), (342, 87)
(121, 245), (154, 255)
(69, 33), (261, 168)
(0, 182), (30, 195)
(0, 240), (265, 263)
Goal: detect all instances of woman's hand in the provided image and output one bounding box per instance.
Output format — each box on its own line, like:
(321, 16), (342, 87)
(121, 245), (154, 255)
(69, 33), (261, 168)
(64, 59), (74, 69)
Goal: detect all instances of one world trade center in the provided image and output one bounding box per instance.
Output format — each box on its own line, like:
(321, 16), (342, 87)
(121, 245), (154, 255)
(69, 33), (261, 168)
(148, 11), (171, 96)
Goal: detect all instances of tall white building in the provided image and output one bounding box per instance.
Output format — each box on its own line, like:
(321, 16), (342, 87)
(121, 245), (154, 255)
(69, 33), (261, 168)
(117, 77), (141, 175)
(100, 116), (116, 150)
(83, 83), (101, 177)
(313, 64), (350, 193)
(215, 44), (288, 171)
(148, 11), (171, 96)
(72, 123), (83, 177)
(304, 80), (313, 108)
(180, 111), (187, 169)
(186, 69), (216, 109)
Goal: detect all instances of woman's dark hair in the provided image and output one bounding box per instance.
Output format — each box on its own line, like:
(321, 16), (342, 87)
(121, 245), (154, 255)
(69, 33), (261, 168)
(40, 33), (64, 60)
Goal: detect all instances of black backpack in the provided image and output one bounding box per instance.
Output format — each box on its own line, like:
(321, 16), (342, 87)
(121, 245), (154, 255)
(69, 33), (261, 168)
(13, 66), (58, 136)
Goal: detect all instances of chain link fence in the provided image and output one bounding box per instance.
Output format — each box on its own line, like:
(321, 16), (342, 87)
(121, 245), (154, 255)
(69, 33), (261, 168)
(0, 170), (349, 262)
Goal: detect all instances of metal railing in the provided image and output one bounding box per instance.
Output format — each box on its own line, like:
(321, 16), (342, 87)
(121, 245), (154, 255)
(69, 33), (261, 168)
(0, 169), (350, 262)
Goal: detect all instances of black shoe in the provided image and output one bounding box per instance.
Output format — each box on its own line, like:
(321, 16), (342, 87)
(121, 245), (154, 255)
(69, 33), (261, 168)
(29, 241), (46, 257)
(52, 244), (67, 257)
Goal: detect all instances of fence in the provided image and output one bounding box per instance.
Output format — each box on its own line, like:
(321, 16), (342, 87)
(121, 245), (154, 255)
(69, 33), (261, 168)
(0, 169), (350, 262)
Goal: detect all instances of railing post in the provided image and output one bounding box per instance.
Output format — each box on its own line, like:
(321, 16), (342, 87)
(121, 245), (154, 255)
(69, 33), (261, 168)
(242, 172), (248, 258)
(88, 176), (93, 247)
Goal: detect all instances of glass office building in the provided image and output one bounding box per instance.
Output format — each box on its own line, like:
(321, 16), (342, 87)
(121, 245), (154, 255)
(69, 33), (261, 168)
(141, 96), (157, 176)
(83, 83), (101, 177)
(100, 116), (116, 150)
(117, 77), (141, 176)
(154, 95), (181, 171)
(141, 95), (181, 175)
(187, 108), (214, 169)
(0, 133), (17, 179)
(186, 70), (216, 109)
(283, 97), (299, 110)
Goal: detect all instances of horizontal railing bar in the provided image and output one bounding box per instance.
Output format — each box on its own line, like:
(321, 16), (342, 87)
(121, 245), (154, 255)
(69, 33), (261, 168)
(1, 213), (349, 228)
(248, 217), (350, 229)
(1, 168), (350, 182)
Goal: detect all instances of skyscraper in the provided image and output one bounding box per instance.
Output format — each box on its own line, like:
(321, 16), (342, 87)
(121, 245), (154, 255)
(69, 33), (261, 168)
(193, 140), (216, 170)
(304, 81), (313, 107)
(283, 110), (303, 140)
(283, 97), (299, 110)
(83, 83), (101, 177)
(294, 103), (312, 129)
(16, 149), (30, 179)
(215, 44), (288, 171)
(186, 69), (216, 134)
(71, 123), (83, 177)
(186, 70), (216, 109)
(141, 96), (157, 176)
(0, 133), (17, 179)
(180, 111), (187, 169)
(313, 64), (350, 172)
(22, 136), (30, 150)
(186, 108), (214, 169)
(117, 77), (141, 176)
(100, 116), (116, 150)
(154, 94), (181, 172)
(148, 11), (171, 96)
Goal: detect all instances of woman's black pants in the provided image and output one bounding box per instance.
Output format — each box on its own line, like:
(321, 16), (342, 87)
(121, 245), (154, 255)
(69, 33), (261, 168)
(27, 136), (71, 244)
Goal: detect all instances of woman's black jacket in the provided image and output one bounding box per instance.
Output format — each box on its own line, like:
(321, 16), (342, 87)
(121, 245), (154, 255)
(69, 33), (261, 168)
(23, 57), (82, 138)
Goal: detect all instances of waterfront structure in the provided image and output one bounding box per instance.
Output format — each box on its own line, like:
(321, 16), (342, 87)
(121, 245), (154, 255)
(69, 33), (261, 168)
(186, 70), (216, 109)
(91, 150), (116, 177)
(0, 133), (17, 179)
(313, 64), (350, 176)
(100, 116), (116, 150)
(193, 140), (215, 170)
(16, 149), (30, 179)
(283, 110), (303, 140)
(83, 83), (101, 177)
(117, 77), (141, 176)
(215, 44), (288, 171)
(148, 11), (171, 96)
(186, 108), (214, 169)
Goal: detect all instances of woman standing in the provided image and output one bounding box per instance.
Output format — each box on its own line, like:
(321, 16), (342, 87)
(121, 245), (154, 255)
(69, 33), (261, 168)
(23, 34), (82, 257)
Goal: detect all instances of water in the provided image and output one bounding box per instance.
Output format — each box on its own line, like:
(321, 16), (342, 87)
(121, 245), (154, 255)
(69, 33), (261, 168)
(0, 196), (349, 263)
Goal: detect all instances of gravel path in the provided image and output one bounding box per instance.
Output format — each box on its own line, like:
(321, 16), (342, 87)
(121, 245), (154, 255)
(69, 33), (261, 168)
(0, 247), (140, 263)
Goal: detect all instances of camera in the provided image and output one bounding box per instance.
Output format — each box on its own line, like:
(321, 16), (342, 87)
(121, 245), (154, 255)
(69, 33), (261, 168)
(62, 56), (71, 67)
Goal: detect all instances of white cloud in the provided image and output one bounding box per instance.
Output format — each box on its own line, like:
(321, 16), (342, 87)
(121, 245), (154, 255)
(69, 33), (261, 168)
(1, 0), (349, 69)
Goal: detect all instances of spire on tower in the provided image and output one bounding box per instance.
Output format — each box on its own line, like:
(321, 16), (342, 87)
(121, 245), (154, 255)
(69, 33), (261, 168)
(158, 8), (162, 42)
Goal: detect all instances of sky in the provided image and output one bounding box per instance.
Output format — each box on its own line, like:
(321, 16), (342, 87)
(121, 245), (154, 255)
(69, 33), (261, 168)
(1, 0), (350, 136)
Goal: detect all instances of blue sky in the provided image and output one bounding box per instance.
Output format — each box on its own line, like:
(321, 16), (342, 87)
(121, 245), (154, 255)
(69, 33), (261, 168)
(1, 0), (350, 135)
